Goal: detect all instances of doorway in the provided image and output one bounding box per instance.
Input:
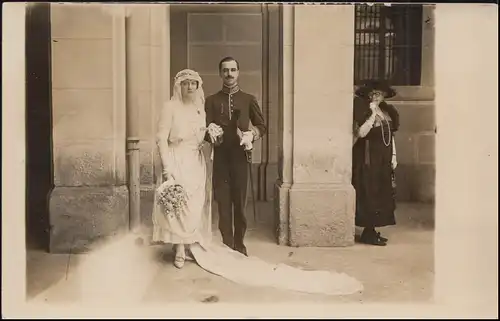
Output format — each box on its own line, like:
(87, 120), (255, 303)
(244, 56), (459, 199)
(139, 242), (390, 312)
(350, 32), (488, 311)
(25, 3), (53, 252)
(169, 4), (279, 241)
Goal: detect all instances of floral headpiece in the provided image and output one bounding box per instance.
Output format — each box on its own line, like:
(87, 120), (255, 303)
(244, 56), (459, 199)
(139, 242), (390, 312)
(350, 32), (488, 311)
(174, 69), (203, 86)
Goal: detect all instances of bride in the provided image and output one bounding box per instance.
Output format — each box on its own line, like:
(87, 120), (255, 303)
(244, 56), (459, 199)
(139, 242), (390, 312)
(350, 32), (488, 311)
(151, 69), (363, 296)
(152, 69), (212, 268)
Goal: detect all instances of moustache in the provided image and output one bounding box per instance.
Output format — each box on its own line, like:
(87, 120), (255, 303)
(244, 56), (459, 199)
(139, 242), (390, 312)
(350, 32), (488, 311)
(225, 76), (234, 79)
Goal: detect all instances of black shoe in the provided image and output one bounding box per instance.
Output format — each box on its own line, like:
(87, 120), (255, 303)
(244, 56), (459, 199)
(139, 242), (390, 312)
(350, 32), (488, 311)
(376, 232), (388, 243)
(360, 229), (387, 246)
(233, 245), (248, 256)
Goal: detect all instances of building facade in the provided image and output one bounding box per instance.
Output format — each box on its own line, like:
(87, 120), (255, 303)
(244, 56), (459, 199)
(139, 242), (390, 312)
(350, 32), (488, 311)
(25, 3), (435, 253)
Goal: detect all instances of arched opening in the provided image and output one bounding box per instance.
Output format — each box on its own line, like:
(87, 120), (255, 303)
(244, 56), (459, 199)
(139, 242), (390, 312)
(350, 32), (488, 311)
(25, 3), (53, 252)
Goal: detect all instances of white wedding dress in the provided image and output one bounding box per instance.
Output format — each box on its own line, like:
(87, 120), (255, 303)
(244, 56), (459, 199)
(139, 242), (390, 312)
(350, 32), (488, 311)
(152, 100), (364, 296)
(152, 99), (213, 246)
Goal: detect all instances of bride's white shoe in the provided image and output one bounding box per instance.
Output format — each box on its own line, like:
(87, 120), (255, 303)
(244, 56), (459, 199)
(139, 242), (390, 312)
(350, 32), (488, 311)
(174, 256), (185, 269)
(174, 244), (186, 269)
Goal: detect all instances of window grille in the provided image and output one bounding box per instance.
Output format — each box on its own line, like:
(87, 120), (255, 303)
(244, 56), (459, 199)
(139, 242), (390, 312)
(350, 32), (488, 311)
(354, 4), (423, 86)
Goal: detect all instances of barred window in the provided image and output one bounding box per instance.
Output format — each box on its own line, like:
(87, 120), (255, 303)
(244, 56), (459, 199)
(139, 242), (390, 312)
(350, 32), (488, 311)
(354, 4), (423, 86)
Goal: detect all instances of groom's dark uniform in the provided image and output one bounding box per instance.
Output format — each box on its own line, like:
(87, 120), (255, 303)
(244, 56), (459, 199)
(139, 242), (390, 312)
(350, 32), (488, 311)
(205, 85), (267, 252)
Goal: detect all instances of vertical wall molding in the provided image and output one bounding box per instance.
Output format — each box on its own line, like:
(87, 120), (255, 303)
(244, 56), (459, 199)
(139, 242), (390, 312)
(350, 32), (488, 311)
(111, 5), (128, 185)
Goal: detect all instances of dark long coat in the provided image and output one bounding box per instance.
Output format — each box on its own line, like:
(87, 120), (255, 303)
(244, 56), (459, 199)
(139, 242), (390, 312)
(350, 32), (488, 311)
(352, 96), (400, 228)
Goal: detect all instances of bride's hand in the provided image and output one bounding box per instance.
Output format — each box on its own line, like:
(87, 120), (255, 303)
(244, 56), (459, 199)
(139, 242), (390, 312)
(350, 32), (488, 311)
(162, 172), (174, 182)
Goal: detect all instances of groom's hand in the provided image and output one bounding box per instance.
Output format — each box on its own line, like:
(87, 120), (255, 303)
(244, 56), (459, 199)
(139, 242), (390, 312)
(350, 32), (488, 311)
(207, 123), (224, 145)
(239, 131), (254, 151)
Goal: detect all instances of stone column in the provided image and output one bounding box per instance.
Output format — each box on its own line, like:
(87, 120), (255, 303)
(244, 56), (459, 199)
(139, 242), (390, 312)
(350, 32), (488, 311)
(276, 4), (356, 247)
(48, 4), (129, 253)
(148, 4), (171, 229)
(275, 4), (294, 245)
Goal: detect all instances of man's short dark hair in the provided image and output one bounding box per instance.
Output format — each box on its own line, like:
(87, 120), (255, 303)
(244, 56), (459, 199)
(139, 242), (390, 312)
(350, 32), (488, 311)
(218, 56), (240, 71)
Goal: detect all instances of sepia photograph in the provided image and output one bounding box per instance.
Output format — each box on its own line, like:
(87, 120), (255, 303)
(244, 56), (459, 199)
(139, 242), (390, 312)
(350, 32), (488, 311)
(2, 1), (497, 318)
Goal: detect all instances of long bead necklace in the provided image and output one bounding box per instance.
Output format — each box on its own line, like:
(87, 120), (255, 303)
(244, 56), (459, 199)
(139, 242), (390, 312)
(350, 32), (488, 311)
(380, 113), (392, 147)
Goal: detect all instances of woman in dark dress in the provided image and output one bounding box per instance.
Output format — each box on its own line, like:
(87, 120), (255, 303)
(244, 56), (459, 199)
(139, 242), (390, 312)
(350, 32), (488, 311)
(352, 80), (400, 246)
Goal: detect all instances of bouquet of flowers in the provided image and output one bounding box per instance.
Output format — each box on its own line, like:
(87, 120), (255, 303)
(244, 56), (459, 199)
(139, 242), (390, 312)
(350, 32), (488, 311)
(207, 123), (224, 146)
(156, 180), (188, 219)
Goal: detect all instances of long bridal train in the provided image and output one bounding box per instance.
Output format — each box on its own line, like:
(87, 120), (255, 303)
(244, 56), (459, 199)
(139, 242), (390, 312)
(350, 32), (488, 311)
(154, 144), (364, 296)
(189, 241), (364, 296)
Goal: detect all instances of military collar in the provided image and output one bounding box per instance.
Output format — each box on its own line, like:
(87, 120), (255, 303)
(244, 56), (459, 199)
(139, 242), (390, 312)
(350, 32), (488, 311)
(221, 84), (240, 95)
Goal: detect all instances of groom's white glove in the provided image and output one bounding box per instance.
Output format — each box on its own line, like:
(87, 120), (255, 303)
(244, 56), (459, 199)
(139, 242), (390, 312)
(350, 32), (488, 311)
(239, 130), (254, 151)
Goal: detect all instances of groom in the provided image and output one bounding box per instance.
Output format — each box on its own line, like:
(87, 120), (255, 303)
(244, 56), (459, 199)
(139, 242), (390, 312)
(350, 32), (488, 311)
(205, 57), (267, 256)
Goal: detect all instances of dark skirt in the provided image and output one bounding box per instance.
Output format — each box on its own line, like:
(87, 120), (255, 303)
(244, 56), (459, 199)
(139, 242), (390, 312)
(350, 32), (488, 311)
(352, 125), (396, 228)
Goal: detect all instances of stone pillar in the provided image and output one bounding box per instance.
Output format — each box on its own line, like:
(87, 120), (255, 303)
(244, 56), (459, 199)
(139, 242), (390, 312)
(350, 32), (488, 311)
(275, 4), (294, 245)
(48, 4), (129, 253)
(123, 4), (170, 230)
(275, 4), (356, 247)
(148, 4), (171, 229)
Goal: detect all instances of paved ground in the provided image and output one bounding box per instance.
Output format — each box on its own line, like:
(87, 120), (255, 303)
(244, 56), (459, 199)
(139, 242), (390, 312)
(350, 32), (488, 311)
(26, 202), (435, 304)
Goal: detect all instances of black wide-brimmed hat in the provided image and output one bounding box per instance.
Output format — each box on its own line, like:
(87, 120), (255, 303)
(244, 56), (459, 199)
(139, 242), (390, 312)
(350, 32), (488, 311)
(355, 79), (397, 99)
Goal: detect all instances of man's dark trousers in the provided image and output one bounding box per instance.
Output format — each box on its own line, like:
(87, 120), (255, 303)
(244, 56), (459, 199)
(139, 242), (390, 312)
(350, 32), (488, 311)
(213, 140), (249, 250)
